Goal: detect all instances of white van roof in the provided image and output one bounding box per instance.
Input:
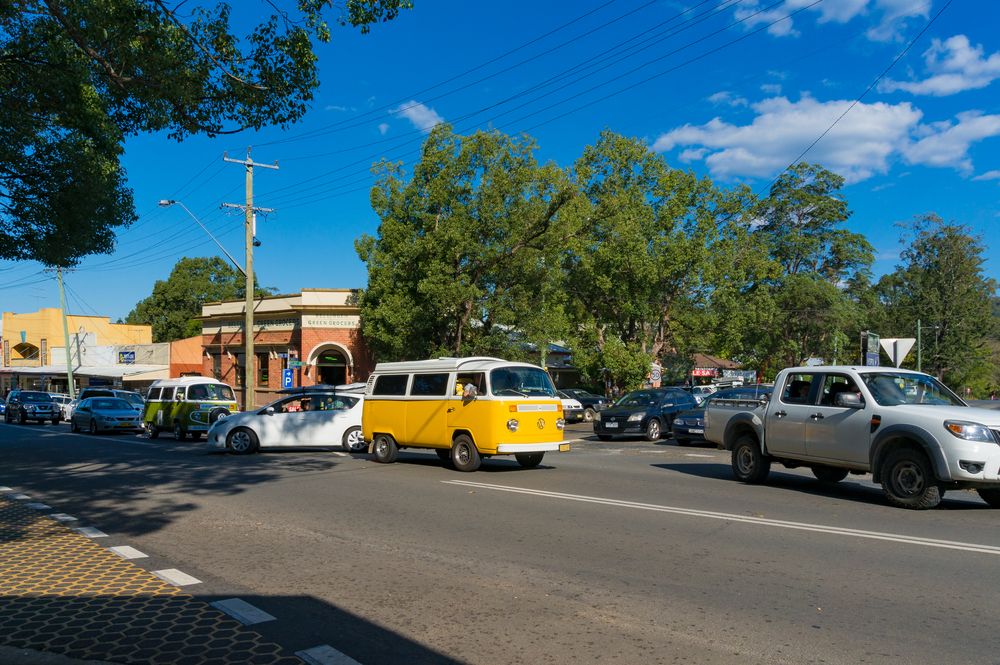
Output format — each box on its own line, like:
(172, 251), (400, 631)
(371, 357), (540, 374)
(148, 376), (230, 388)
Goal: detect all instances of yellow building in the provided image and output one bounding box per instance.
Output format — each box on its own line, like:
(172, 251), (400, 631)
(2, 308), (151, 369)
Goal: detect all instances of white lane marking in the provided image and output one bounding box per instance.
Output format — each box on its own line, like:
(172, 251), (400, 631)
(25, 502), (51, 509)
(442, 480), (1000, 556)
(74, 527), (108, 538)
(108, 545), (148, 560)
(5, 493), (30, 500)
(210, 598), (276, 625)
(50, 513), (77, 522)
(152, 569), (202, 586)
(296, 644), (363, 665)
(684, 453), (715, 458)
(0, 486), (13, 492)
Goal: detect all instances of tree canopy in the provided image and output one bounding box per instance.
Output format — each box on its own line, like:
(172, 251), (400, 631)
(0, 0), (412, 267)
(125, 256), (273, 342)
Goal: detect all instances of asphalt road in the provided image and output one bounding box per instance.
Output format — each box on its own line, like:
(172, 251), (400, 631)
(1, 420), (998, 665)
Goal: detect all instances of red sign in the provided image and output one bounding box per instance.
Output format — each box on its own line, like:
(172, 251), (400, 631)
(691, 368), (718, 377)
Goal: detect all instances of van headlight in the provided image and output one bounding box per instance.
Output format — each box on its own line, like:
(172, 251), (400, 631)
(944, 421), (995, 443)
(507, 418), (519, 432)
(556, 418), (565, 430)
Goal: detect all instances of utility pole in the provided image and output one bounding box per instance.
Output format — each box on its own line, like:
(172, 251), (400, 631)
(56, 268), (76, 399)
(223, 148), (277, 411)
(916, 319), (922, 373)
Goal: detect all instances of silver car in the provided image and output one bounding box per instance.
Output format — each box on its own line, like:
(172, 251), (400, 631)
(70, 397), (142, 434)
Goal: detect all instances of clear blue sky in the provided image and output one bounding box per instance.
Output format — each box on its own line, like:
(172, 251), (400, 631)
(1, 0), (997, 322)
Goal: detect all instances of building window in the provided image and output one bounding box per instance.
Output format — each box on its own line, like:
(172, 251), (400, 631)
(212, 353), (221, 380)
(257, 352), (269, 386)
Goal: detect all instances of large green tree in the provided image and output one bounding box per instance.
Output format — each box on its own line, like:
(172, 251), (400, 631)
(125, 256), (272, 342)
(356, 124), (581, 361)
(872, 214), (997, 387)
(0, 0), (411, 267)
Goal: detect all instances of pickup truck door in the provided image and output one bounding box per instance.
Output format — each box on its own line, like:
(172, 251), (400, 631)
(805, 373), (871, 466)
(764, 373), (818, 456)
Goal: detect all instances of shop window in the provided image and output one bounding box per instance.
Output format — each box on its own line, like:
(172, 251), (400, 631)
(257, 353), (269, 386)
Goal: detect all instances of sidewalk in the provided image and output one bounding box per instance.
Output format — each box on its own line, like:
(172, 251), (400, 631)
(0, 495), (302, 665)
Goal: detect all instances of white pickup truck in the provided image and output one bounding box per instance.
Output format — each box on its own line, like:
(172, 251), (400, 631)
(704, 365), (1000, 509)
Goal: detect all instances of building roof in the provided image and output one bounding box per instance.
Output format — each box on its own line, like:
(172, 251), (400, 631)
(692, 353), (743, 370)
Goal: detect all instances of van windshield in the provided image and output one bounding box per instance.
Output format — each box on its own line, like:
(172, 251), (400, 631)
(187, 383), (236, 401)
(489, 367), (556, 397)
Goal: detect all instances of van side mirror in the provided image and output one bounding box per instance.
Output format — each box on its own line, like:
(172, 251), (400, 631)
(463, 385), (478, 399)
(835, 392), (864, 409)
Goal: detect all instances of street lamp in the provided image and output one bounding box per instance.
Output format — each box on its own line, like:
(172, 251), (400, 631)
(158, 200), (246, 276)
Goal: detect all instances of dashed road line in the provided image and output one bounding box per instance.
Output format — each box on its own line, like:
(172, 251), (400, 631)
(25, 502), (51, 509)
(443, 479), (1000, 556)
(108, 545), (148, 560)
(211, 598), (277, 625)
(5, 493), (30, 500)
(74, 527), (108, 538)
(49, 513), (77, 522)
(152, 568), (202, 586)
(297, 644), (363, 665)
(0, 486), (12, 492)
(684, 453), (715, 458)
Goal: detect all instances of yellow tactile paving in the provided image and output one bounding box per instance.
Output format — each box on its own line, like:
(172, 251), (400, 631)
(0, 497), (302, 664)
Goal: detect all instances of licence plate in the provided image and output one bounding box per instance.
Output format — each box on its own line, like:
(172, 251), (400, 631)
(605, 422), (618, 429)
(559, 443), (571, 452)
(689, 428), (704, 434)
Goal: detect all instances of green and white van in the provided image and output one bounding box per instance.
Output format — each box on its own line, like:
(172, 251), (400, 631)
(142, 377), (238, 440)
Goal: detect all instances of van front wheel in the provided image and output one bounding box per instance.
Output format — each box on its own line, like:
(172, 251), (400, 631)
(515, 452), (544, 469)
(145, 422), (159, 439)
(173, 423), (186, 440)
(451, 435), (481, 472)
(372, 434), (398, 464)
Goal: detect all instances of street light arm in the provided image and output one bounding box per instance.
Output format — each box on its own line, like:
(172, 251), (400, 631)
(158, 200), (247, 276)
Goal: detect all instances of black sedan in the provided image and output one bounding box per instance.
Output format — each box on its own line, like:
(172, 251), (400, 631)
(561, 388), (609, 422)
(671, 385), (773, 446)
(593, 388), (698, 441)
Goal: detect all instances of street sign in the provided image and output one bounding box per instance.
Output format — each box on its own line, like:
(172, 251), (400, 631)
(879, 338), (916, 368)
(288, 360), (303, 368)
(865, 352), (880, 367)
(281, 368), (294, 389)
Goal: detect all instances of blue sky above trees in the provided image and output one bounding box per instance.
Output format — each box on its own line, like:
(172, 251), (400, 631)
(2, 0), (997, 320)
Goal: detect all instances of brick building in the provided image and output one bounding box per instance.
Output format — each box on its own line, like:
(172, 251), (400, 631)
(200, 289), (372, 408)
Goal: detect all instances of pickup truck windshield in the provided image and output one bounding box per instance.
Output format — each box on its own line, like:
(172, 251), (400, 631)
(860, 372), (964, 407)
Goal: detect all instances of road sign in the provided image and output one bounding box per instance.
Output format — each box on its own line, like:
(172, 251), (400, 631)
(288, 360), (303, 368)
(879, 338), (916, 367)
(281, 368), (294, 389)
(865, 352), (880, 367)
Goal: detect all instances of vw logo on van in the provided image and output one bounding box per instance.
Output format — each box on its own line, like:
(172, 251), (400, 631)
(536, 418), (546, 429)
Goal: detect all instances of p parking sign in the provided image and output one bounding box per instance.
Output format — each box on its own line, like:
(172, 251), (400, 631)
(281, 368), (294, 389)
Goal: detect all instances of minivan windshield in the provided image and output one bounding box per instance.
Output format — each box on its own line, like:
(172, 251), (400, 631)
(860, 372), (964, 407)
(489, 367), (557, 397)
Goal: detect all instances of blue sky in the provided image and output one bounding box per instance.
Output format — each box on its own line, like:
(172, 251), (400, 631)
(1, 0), (998, 322)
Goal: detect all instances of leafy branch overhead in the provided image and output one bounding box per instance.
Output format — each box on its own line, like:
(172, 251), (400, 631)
(0, 0), (412, 267)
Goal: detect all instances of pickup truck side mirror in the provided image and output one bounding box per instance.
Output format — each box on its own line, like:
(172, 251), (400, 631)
(834, 392), (864, 409)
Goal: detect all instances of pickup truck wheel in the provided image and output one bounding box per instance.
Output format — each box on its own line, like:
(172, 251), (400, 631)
(880, 448), (941, 510)
(644, 418), (662, 441)
(812, 466), (849, 483)
(731, 435), (770, 484)
(976, 488), (1000, 508)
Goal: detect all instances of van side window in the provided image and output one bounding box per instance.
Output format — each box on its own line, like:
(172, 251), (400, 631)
(411, 373), (449, 396)
(188, 384), (208, 400)
(147, 387), (162, 401)
(373, 374), (408, 396)
(455, 372), (486, 396)
(175, 388), (186, 400)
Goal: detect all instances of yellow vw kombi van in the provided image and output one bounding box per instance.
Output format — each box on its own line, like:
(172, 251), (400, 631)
(362, 357), (570, 471)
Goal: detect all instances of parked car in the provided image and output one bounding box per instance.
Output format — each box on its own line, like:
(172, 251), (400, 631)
(672, 386), (772, 446)
(77, 388), (144, 412)
(4, 390), (61, 424)
(0, 401), (5, 416)
(49, 393), (74, 420)
(593, 388), (699, 441)
(70, 397), (143, 434)
(207, 389), (363, 454)
(560, 388), (609, 422)
(557, 391), (585, 423)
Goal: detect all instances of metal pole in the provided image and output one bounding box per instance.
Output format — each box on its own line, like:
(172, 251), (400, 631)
(916, 319), (921, 373)
(56, 268), (76, 399)
(244, 155), (255, 411)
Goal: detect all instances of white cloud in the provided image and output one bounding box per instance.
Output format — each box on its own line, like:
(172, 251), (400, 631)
(389, 100), (444, 133)
(733, 0), (929, 42)
(880, 35), (1000, 96)
(760, 83), (783, 95)
(653, 95), (922, 183)
(901, 112), (1000, 173)
(324, 104), (354, 112)
(378, 123), (390, 135)
(654, 96), (1000, 183)
(707, 91), (748, 107)
(973, 170), (1000, 181)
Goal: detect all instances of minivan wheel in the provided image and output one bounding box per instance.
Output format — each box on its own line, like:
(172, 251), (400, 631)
(644, 418), (662, 441)
(451, 434), (481, 472)
(341, 426), (365, 453)
(880, 448), (942, 510)
(145, 422), (159, 439)
(372, 434), (398, 464)
(731, 435), (770, 484)
(227, 428), (259, 455)
(173, 422), (186, 440)
(976, 488), (1000, 508)
(812, 466), (849, 483)
(515, 452), (544, 469)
